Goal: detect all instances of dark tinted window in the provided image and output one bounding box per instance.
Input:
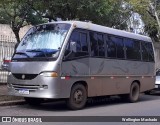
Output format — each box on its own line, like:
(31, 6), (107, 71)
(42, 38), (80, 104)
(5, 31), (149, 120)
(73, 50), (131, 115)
(124, 39), (141, 60)
(141, 42), (148, 61)
(97, 34), (105, 57)
(70, 31), (81, 51)
(64, 30), (88, 59)
(89, 32), (105, 57)
(106, 35), (124, 59)
(90, 32), (98, 56)
(106, 35), (116, 58)
(81, 33), (88, 52)
(110, 36), (124, 59)
(142, 42), (154, 62)
(147, 43), (154, 62)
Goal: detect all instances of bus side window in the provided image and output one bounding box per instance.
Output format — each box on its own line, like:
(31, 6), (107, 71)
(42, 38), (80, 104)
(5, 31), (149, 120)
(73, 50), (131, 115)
(147, 43), (154, 62)
(90, 32), (98, 57)
(106, 35), (116, 58)
(141, 42), (149, 61)
(80, 33), (88, 52)
(97, 34), (105, 57)
(124, 39), (141, 60)
(89, 32), (105, 57)
(141, 42), (154, 62)
(109, 36), (124, 59)
(64, 30), (88, 60)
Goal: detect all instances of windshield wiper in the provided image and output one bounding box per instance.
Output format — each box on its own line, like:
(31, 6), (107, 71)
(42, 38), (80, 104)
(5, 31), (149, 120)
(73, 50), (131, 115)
(26, 49), (49, 60)
(15, 52), (30, 58)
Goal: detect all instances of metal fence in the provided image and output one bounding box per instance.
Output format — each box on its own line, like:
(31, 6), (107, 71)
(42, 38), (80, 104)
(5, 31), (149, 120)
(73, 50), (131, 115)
(0, 35), (16, 83)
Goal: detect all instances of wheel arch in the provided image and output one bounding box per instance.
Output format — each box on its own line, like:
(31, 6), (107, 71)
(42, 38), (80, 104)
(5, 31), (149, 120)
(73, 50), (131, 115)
(71, 80), (88, 96)
(132, 80), (141, 88)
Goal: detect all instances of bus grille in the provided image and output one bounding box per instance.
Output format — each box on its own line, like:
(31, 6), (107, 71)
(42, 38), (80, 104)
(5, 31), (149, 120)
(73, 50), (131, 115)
(12, 74), (38, 80)
(11, 84), (40, 91)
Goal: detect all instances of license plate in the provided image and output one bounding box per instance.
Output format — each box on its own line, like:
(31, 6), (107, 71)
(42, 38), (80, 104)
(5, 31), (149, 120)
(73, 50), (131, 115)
(19, 89), (29, 95)
(155, 85), (159, 88)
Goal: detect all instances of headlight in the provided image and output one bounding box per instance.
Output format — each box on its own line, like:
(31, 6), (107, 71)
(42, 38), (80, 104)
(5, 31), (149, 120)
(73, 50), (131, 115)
(40, 72), (58, 77)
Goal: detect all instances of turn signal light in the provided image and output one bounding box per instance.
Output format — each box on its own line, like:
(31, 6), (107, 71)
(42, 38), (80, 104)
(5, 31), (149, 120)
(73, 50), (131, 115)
(40, 72), (58, 77)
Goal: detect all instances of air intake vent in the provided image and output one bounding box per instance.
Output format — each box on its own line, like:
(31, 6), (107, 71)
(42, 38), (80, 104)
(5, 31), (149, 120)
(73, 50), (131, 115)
(12, 74), (38, 80)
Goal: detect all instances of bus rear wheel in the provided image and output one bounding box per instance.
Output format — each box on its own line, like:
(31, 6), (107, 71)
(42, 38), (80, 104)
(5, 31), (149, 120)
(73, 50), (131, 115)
(66, 84), (87, 110)
(128, 82), (140, 103)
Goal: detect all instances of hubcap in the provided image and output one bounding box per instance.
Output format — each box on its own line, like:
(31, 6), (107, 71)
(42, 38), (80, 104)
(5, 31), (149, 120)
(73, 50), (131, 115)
(74, 90), (83, 104)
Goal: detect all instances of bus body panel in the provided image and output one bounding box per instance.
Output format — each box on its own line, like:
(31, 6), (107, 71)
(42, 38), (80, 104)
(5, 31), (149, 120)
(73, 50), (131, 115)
(89, 58), (155, 76)
(61, 58), (155, 97)
(61, 58), (89, 77)
(9, 61), (60, 74)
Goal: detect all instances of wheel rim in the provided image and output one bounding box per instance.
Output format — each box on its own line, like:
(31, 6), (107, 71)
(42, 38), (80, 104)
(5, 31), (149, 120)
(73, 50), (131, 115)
(73, 89), (83, 104)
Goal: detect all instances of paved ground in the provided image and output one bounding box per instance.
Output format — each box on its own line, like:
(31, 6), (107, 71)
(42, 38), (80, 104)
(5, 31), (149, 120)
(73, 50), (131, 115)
(0, 84), (160, 125)
(0, 93), (160, 125)
(0, 84), (24, 103)
(0, 84), (7, 95)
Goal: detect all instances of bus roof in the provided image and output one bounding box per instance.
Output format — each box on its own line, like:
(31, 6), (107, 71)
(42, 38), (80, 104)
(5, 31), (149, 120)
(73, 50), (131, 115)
(43, 21), (152, 42)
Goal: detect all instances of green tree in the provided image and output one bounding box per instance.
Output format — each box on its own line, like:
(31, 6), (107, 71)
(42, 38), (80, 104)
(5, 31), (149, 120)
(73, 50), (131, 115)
(31, 0), (131, 29)
(0, 0), (131, 43)
(128, 0), (160, 42)
(0, 0), (44, 43)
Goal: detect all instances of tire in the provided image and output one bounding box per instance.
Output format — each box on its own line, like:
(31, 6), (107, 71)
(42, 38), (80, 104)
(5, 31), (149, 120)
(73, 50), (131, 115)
(128, 82), (140, 103)
(24, 97), (43, 106)
(66, 84), (87, 110)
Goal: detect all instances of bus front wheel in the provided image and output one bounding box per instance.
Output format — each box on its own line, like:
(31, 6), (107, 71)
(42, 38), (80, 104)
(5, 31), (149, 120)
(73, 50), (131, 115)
(128, 82), (140, 103)
(66, 84), (87, 110)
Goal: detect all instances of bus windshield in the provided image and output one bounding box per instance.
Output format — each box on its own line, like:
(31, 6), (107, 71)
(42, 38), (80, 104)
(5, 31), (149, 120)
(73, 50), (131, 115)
(13, 23), (71, 61)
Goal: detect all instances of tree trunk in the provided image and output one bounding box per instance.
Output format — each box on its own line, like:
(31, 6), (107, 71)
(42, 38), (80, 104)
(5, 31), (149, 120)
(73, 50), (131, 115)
(12, 28), (20, 43)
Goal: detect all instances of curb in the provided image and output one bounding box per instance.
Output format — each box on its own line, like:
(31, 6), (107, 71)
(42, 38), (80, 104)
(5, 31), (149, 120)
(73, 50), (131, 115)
(0, 100), (26, 106)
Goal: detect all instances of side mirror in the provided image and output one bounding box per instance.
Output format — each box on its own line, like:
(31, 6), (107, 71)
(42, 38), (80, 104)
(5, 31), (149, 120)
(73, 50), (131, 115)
(70, 41), (77, 53)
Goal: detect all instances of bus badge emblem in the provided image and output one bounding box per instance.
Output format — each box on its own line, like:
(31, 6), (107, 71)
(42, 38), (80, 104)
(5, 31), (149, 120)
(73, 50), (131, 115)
(22, 75), (25, 79)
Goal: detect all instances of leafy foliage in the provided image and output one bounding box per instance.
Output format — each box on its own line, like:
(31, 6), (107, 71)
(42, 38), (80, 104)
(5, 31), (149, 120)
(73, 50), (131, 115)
(0, 0), (131, 43)
(32, 0), (131, 29)
(0, 0), (44, 43)
(128, 0), (160, 42)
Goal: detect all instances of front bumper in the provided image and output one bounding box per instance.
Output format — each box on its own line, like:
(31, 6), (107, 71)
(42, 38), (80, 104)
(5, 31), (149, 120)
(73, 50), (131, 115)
(7, 74), (64, 99)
